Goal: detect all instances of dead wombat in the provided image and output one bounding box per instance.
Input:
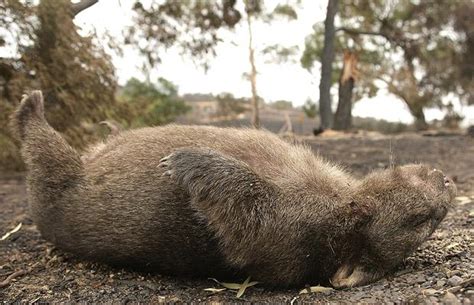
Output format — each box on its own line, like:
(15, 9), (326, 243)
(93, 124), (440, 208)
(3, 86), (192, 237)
(10, 91), (456, 288)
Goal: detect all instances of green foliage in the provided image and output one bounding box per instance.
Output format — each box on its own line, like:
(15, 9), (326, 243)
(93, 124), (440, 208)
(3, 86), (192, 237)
(352, 117), (411, 134)
(127, 0), (243, 68)
(269, 100), (293, 110)
(302, 99), (318, 119)
(128, 0), (301, 69)
(268, 3), (298, 20)
(262, 44), (299, 64)
(215, 93), (248, 117)
(301, 25), (324, 71)
(119, 78), (190, 127)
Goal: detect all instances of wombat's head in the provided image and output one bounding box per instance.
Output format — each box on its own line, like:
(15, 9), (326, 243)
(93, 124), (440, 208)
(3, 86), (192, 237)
(332, 164), (456, 288)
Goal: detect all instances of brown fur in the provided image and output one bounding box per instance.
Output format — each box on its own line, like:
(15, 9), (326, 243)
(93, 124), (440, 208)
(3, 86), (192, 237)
(11, 91), (457, 288)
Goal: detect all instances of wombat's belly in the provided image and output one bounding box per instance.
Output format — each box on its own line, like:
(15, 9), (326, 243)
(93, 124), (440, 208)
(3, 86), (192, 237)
(37, 164), (234, 278)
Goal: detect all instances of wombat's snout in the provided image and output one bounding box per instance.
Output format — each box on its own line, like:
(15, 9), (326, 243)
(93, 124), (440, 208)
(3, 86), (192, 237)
(429, 168), (456, 198)
(435, 170), (452, 187)
(442, 174), (453, 188)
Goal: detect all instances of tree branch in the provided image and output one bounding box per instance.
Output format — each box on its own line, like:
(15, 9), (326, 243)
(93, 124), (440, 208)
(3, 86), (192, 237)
(71, 0), (99, 16)
(336, 27), (391, 41)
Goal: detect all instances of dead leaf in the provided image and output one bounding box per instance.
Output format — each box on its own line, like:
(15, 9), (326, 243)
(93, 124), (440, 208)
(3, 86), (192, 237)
(210, 276), (259, 298)
(203, 288), (226, 293)
(219, 282), (243, 290)
(1, 223), (22, 241)
(299, 285), (334, 294)
(236, 276), (258, 298)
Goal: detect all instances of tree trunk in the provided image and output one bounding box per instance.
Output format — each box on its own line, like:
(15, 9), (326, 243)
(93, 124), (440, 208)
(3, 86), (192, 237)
(247, 13), (260, 129)
(318, 0), (339, 130)
(409, 107), (428, 131)
(334, 51), (357, 130)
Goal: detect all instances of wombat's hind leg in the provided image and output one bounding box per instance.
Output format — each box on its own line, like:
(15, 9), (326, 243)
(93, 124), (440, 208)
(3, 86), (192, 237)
(10, 90), (46, 141)
(10, 90), (84, 190)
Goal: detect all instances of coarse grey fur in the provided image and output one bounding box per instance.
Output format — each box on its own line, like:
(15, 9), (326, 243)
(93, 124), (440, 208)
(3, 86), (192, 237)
(10, 91), (457, 288)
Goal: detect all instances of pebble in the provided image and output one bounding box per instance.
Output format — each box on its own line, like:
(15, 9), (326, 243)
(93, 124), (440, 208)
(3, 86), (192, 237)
(448, 275), (464, 286)
(416, 275), (426, 284)
(436, 280), (446, 288)
(443, 292), (461, 305)
(423, 288), (439, 296)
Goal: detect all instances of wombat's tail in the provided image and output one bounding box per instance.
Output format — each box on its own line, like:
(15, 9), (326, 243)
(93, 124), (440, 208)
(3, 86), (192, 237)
(10, 90), (84, 189)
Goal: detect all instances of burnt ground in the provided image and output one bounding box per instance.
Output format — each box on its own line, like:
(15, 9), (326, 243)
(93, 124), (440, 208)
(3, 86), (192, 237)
(0, 133), (473, 303)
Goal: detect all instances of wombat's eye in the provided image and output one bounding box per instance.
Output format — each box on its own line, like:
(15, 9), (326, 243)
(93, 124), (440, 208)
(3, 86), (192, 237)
(432, 207), (447, 223)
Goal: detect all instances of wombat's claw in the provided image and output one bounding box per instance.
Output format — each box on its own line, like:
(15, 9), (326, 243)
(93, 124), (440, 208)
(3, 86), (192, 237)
(163, 170), (173, 177)
(159, 155), (174, 177)
(159, 155), (170, 165)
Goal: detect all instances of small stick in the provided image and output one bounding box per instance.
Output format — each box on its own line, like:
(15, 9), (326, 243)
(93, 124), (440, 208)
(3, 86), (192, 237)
(0, 270), (28, 288)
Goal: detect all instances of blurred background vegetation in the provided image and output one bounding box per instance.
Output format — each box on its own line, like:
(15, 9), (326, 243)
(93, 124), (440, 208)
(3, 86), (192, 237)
(0, 0), (472, 171)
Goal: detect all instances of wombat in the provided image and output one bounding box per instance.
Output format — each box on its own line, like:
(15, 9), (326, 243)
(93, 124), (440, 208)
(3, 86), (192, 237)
(10, 91), (456, 288)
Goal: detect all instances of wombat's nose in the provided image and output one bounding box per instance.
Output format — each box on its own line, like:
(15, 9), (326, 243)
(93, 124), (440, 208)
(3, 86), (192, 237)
(434, 169), (452, 186)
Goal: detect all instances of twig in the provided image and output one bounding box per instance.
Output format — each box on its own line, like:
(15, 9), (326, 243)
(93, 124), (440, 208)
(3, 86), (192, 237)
(0, 270), (28, 288)
(290, 296), (299, 305)
(71, 0), (99, 16)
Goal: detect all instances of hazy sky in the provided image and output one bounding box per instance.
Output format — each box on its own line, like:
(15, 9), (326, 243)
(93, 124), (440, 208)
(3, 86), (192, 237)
(73, 0), (473, 126)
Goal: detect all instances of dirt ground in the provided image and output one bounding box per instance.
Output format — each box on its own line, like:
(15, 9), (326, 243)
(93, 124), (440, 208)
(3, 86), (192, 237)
(1, 133), (473, 303)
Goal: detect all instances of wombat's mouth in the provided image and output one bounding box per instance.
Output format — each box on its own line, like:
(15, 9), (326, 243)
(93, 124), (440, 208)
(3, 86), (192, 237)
(330, 264), (383, 289)
(443, 175), (451, 186)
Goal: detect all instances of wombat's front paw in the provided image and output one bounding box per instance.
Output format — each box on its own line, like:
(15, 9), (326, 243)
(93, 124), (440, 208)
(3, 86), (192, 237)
(158, 154), (176, 178)
(158, 148), (248, 199)
(158, 148), (217, 186)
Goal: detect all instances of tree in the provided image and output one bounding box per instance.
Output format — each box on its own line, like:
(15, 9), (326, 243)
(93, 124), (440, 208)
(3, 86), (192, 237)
(245, 0), (261, 128)
(333, 51), (357, 130)
(119, 78), (190, 127)
(302, 2), (380, 131)
(243, 1), (299, 128)
(303, 0), (473, 130)
(0, 0), (123, 170)
(127, 0), (299, 129)
(318, 0), (339, 130)
(302, 99), (318, 119)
